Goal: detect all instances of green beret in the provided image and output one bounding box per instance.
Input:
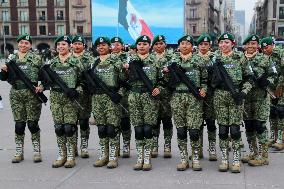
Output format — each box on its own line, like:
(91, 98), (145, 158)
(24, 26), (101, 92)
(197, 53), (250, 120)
(54, 35), (72, 45)
(94, 36), (111, 46)
(110, 37), (124, 45)
(260, 37), (274, 48)
(242, 34), (259, 45)
(178, 35), (195, 45)
(129, 44), (136, 49)
(16, 34), (32, 44)
(135, 35), (151, 45)
(218, 32), (235, 43)
(152, 35), (166, 46)
(196, 34), (212, 46)
(72, 35), (86, 45)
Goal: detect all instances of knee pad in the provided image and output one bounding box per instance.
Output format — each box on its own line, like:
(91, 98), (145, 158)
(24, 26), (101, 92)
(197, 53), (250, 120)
(79, 119), (89, 131)
(230, 124), (241, 140)
(277, 105), (284, 119)
(254, 120), (266, 135)
(162, 117), (173, 130)
(177, 127), (187, 140)
(244, 120), (255, 133)
(144, 124), (153, 139)
(106, 125), (117, 139)
(189, 129), (200, 142)
(121, 117), (131, 131)
(270, 106), (278, 119)
(54, 124), (64, 137)
(219, 125), (229, 140)
(206, 119), (216, 132)
(64, 124), (76, 137)
(97, 125), (107, 138)
(15, 122), (26, 135)
(27, 121), (40, 134)
(135, 125), (144, 140)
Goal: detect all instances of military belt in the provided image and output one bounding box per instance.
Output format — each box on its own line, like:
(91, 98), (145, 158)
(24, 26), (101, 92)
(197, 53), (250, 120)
(51, 88), (75, 93)
(174, 90), (188, 93)
(12, 82), (37, 90)
(94, 87), (119, 95)
(130, 87), (149, 93)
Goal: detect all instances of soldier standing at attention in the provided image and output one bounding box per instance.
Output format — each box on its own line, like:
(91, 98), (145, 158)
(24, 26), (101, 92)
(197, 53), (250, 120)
(151, 35), (173, 158)
(49, 35), (84, 168)
(211, 33), (253, 173)
(241, 35), (275, 166)
(260, 37), (284, 151)
(164, 35), (207, 171)
(1, 34), (43, 163)
(123, 35), (162, 171)
(196, 34), (217, 161)
(110, 36), (132, 158)
(92, 37), (125, 169)
(72, 35), (93, 158)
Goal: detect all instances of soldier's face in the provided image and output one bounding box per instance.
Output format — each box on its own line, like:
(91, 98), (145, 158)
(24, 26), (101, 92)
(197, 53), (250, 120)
(179, 41), (193, 55)
(18, 40), (31, 53)
(137, 42), (150, 55)
(198, 42), (211, 54)
(153, 41), (166, 54)
(56, 41), (70, 56)
(219, 39), (233, 54)
(72, 42), (85, 53)
(97, 43), (110, 55)
(111, 42), (123, 53)
(262, 45), (274, 55)
(245, 41), (259, 54)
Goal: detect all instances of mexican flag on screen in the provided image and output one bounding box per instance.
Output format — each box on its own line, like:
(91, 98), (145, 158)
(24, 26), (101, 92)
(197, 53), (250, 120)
(118, 0), (154, 41)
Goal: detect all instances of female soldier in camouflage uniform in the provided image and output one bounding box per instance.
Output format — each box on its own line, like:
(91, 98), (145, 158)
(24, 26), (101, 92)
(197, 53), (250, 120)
(49, 35), (85, 168)
(1, 34), (43, 163)
(92, 37), (125, 169)
(164, 35), (207, 171)
(212, 33), (253, 173)
(124, 35), (162, 171)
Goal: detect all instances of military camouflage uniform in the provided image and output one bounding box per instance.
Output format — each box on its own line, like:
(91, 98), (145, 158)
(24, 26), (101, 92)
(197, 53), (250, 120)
(92, 54), (125, 168)
(212, 51), (253, 172)
(242, 52), (275, 166)
(7, 51), (43, 163)
(74, 51), (93, 158)
(196, 51), (217, 161)
(152, 50), (173, 158)
(169, 53), (207, 170)
(128, 53), (163, 170)
(49, 55), (84, 168)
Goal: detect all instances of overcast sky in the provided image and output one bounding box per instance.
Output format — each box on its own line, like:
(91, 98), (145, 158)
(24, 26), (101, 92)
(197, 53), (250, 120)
(235, 0), (258, 32)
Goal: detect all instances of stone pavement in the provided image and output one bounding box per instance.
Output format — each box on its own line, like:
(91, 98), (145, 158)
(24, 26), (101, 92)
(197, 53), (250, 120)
(0, 78), (284, 189)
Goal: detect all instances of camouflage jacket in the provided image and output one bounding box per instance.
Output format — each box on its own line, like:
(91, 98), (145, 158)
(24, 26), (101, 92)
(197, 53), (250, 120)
(269, 46), (284, 87)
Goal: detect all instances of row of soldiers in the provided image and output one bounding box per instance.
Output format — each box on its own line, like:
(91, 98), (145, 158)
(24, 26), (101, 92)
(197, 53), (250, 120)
(0, 32), (283, 174)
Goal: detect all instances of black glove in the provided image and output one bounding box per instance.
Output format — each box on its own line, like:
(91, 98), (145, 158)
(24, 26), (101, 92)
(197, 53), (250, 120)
(67, 89), (79, 99)
(257, 76), (270, 89)
(232, 91), (246, 105)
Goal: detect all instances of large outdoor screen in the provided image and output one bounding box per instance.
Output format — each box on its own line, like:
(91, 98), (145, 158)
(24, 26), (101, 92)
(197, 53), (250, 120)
(92, 0), (184, 44)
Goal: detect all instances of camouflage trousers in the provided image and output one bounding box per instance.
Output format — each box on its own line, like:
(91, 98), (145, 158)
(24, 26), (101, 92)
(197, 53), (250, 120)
(50, 91), (78, 125)
(213, 90), (244, 126)
(128, 92), (158, 127)
(78, 91), (92, 120)
(203, 89), (215, 120)
(171, 92), (203, 129)
(92, 94), (121, 127)
(9, 88), (42, 122)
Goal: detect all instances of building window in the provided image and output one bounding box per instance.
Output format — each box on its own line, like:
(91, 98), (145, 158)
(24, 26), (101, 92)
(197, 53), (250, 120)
(37, 0), (47, 6)
(57, 25), (64, 35)
(39, 25), (46, 35)
(56, 0), (65, 6)
(76, 11), (83, 20)
(274, 0), (277, 18)
(19, 25), (28, 35)
(77, 26), (83, 34)
(279, 27), (284, 37)
(190, 24), (197, 34)
(281, 0), (284, 4)
(189, 8), (197, 18)
(4, 25), (9, 35)
(280, 7), (284, 19)
(19, 10), (28, 21)
(18, 0), (28, 6)
(2, 10), (9, 21)
(38, 11), (46, 20)
(56, 10), (64, 20)
(1, 0), (9, 6)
